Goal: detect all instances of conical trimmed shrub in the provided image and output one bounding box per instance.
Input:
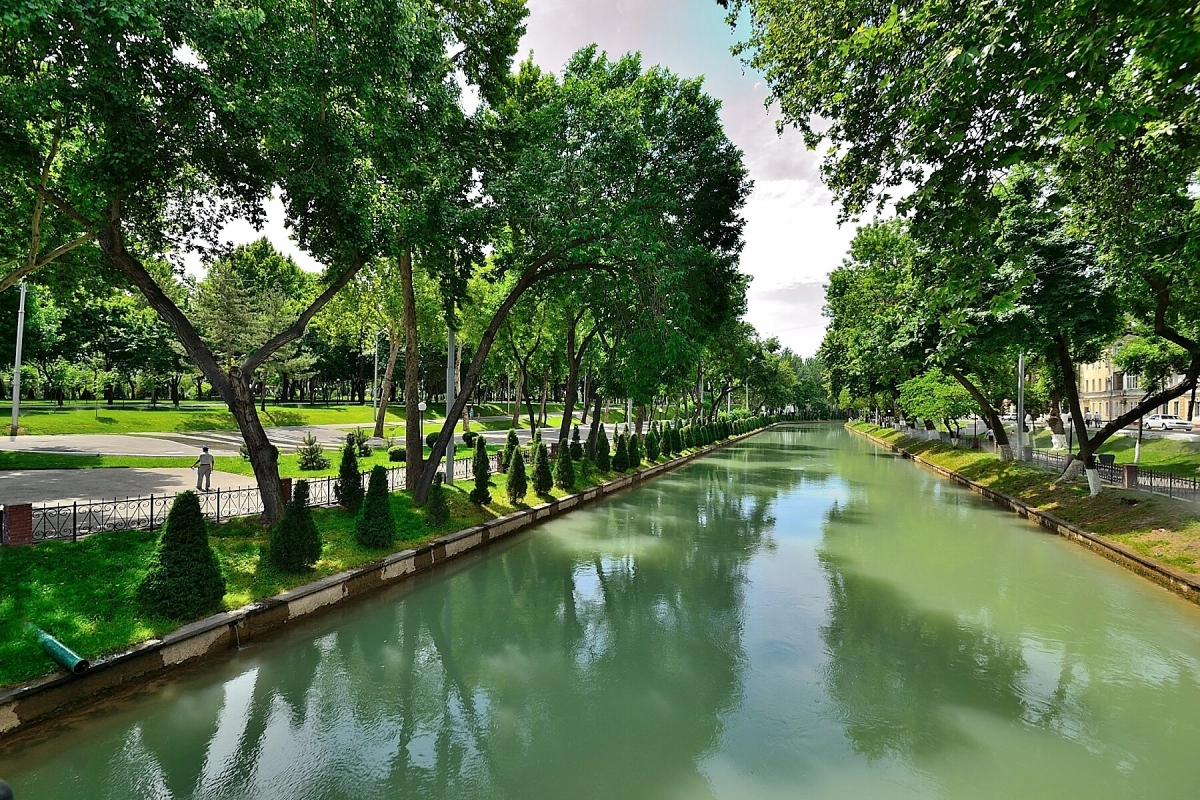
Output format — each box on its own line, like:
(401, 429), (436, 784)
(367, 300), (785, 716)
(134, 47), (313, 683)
(570, 424), (584, 461)
(506, 446), (528, 504)
(469, 434), (492, 505)
(270, 480), (322, 573)
(502, 428), (520, 470)
(137, 491), (226, 619)
(335, 437), (364, 511)
(554, 436), (575, 489)
(628, 432), (642, 467)
(355, 466), (396, 548)
(596, 424), (611, 471)
(612, 433), (629, 471)
(586, 423), (598, 460)
(645, 429), (660, 462)
(532, 440), (553, 495)
(426, 473), (450, 526)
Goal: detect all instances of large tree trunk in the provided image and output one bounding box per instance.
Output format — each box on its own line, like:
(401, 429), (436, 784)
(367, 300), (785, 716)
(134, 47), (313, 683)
(401, 249), (423, 489)
(587, 393), (602, 459)
(510, 370), (523, 428)
(374, 333), (400, 439)
(415, 261), (589, 502)
(948, 368), (1011, 460)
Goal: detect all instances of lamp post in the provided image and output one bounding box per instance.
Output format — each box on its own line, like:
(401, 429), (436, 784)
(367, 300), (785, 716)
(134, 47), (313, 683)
(10, 281), (27, 438)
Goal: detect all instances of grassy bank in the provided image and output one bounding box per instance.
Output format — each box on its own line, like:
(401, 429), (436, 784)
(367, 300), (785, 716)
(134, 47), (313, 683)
(0, 427), (741, 689)
(1025, 428), (1200, 478)
(849, 422), (1200, 576)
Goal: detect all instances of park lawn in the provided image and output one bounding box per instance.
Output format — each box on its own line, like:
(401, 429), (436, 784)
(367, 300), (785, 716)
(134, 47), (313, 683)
(851, 422), (1200, 574)
(1027, 427), (1200, 478)
(0, 446), (686, 689)
(12, 402), (515, 436)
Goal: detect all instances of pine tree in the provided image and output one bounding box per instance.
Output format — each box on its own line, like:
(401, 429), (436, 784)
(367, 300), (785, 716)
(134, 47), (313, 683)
(137, 492), (226, 619)
(612, 433), (629, 471)
(269, 480), (322, 573)
(570, 424), (584, 461)
(586, 422), (598, 459)
(426, 473), (450, 525)
(502, 428), (520, 470)
(682, 426), (693, 450)
(296, 432), (330, 470)
(470, 434), (492, 505)
(506, 446), (528, 504)
(596, 424), (611, 471)
(355, 466), (396, 547)
(628, 432), (642, 467)
(532, 440), (554, 494)
(554, 436), (575, 489)
(645, 429), (660, 461)
(335, 436), (364, 511)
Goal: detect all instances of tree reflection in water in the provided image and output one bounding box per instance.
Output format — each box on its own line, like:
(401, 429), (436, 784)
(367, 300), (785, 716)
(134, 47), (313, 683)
(4, 434), (812, 800)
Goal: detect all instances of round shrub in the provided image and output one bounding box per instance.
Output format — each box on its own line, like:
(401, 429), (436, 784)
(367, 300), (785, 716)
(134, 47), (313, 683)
(462, 430), (479, 447)
(270, 480), (322, 573)
(137, 491), (225, 620)
(388, 445), (406, 462)
(426, 432), (440, 448)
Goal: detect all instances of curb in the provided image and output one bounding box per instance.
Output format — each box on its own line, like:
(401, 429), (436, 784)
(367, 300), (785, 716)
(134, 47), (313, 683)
(846, 424), (1200, 606)
(0, 422), (786, 740)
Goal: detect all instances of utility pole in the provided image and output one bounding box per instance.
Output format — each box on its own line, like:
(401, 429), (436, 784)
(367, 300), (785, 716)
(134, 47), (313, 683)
(1016, 351), (1026, 460)
(445, 328), (455, 483)
(10, 282), (27, 438)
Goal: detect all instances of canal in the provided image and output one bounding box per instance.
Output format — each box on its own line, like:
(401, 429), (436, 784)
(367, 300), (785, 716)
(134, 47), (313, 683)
(4, 424), (1200, 798)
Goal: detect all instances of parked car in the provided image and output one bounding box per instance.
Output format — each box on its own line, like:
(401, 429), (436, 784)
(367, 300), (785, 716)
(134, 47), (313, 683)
(1000, 412), (1018, 421)
(1146, 414), (1193, 431)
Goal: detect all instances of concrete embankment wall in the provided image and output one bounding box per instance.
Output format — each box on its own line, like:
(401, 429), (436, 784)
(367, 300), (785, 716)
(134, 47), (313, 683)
(0, 422), (801, 740)
(847, 424), (1200, 606)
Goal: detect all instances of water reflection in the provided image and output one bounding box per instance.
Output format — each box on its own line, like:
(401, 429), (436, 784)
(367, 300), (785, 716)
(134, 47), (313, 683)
(5, 436), (809, 800)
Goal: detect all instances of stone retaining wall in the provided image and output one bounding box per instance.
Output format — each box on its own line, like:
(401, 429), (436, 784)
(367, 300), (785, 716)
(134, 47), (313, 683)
(847, 424), (1200, 605)
(0, 422), (793, 740)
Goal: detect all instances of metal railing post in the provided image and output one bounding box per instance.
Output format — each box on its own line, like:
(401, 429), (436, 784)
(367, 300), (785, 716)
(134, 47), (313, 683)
(72, 502), (77, 543)
(216, 488), (221, 523)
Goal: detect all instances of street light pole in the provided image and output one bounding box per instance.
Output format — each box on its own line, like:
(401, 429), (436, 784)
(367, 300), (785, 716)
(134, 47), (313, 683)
(10, 282), (27, 438)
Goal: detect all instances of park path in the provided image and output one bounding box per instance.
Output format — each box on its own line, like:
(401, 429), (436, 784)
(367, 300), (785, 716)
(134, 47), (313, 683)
(0, 468), (256, 506)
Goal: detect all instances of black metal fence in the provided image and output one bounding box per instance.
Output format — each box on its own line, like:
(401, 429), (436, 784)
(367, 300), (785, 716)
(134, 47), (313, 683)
(25, 458), (473, 543)
(1028, 448), (1199, 503)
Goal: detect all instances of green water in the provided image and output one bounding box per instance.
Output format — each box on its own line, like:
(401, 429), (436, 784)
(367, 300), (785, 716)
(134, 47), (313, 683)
(5, 425), (1200, 798)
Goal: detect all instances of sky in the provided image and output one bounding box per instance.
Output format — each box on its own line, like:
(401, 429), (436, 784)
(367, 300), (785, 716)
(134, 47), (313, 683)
(207, 0), (851, 356)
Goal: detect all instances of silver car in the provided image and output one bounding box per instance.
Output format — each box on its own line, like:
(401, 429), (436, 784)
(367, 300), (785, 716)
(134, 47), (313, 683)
(1146, 414), (1193, 431)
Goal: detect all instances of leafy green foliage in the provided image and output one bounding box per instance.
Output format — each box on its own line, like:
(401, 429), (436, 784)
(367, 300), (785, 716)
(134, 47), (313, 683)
(137, 492), (226, 620)
(596, 424), (611, 471)
(335, 439), (364, 512)
(898, 370), (976, 433)
(628, 432), (642, 467)
(612, 433), (629, 471)
(355, 466), (396, 548)
(388, 446), (406, 463)
(570, 424), (584, 461)
(503, 428), (520, 470)
(506, 446), (528, 504)
(645, 429), (661, 461)
(270, 481), (322, 573)
(469, 435), (492, 505)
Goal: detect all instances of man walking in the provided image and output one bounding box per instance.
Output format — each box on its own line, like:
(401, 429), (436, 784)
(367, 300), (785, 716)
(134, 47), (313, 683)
(192, 445), (215, 491)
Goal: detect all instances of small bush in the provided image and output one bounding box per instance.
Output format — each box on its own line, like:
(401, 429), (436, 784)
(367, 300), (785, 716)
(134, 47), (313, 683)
(596, 424), (611, 471)
(532, 441), (553, 495)
(554, 436), (575, 490)
(570, 424), (584, 461)
(355, 466), (396, 548)
(270, 480), (322, 573)
(296, 433), (331, 470)
(351, 427), (372, 457)
(645, 429), (660, 461)
(335, 438), (364, 512)
(426, 473), (450, 526)
(506, 446), (528, 504)
(612, 433), (629, 471)
(137, 492), (226, 620)
(469, 435), (492, 505)
(388, 445), (406, 462)
(502, 428), (520, 470)
(425, 432), (440, 448)
(462, 430), (479, 447)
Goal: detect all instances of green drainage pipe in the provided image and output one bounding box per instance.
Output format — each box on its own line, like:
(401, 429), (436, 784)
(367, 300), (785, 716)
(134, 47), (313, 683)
(26, 624), (89, 675)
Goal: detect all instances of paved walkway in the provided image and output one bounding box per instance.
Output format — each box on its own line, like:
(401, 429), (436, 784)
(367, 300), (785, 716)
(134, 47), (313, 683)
(0, 468), (255, 506)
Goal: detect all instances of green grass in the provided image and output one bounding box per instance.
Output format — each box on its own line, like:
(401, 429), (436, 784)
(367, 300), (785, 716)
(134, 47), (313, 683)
(12, 402), (514, 436)
(1027, 428), (1200, 478)
(0, 437), (724, 689)
(850, 422), (1200, 575)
